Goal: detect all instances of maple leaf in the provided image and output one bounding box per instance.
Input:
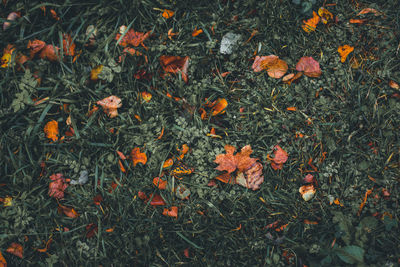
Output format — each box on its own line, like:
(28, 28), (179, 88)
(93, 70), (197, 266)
(214, 145), (238, 173)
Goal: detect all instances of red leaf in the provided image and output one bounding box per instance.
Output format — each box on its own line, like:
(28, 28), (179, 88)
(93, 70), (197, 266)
(296, 57), (322, 77)
(160, 55), (189, 83)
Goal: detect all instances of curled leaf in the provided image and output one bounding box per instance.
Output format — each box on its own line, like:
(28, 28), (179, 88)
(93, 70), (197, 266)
(192, 27), (203, 37)
(130, 147), (147, 166)
(296, 56), (322, 77)
(160, 55), (189, 83)
(299, 184), (316, 201)
(236, 162), (264, 190)
(96, 95), (122, 118)
(318, 7), (333, 24)
(269, 145), (288, 170)
(90, 65), (104, 81)
(252, 55), (288, 78)
(6, 242), (23, 258)
(338, 45), (354, 63)
(163, 158), (174, 168)
(58, 204), (79, 218)
(1, 44), (15, 68)
(44, 120), (59, 142)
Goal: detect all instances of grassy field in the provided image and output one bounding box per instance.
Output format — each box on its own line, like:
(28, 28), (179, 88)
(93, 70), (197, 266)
(1, 0), (399, 265)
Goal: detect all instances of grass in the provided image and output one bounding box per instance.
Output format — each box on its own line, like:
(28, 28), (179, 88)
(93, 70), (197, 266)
(1, 0), (399, 265)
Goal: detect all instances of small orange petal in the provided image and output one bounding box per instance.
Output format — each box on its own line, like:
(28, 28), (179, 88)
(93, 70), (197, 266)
(338, 45), (354, 63)
(130, 147), (147, 166)
(162, 206), (178, 218)
(44, 120), (59, 142)
(192, 28), (203, 37)
(163, 158), (174, 168)
(162, 9), (174, 19)
(6, 242), (23, 258)
(286, 107), (297, 111)
(141, 91), (152, 102)
(211, 98), (228, 116)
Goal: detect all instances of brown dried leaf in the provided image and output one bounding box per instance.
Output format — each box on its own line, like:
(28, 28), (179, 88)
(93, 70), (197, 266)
(296, 56), (322, 77)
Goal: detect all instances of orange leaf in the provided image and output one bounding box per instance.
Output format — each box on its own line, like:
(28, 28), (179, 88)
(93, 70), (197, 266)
(338, 45), (354, 63)
(6, 242), (23, 258)
(153, 177), (167, 189)
(115, 28), (151, 47)
(215, 172), (234, 184)
(357, 188), (373, 216)
(211, 98), (228, 116)
(97, 95), (122, 118)
(177, 144), (189, 155)
(302, 11), (320, 32)
(318, 7), (333, 24)
(252, 55), (288, 79)
(162, 9), (174, 19)
(131, 147), (147, 166)
(58, 204), (79, 218)
(192, 27), (203, 37)
(141, 91), (152, 102)
(389, 80), (399, 89)
(118, 160), (126, 173)
(358, 8), (382, 16)
(157, 127), (164, 139)
(296, 56), (322, 77)
(39, 44), (60, 61)
(214, 145), (238, 173)
(163, 158), (174, 168)
(162, 206), (178, 218)
(271, 145), (288, 165)
(27, 39), (46, 59)
(160, 55), (189, 83)
(44, 120), (59, 142)
(116, 150), (126, 160)
(349, 19), (367, 24)
(62, 33), (75, 56)
(90, 65), (103, 81)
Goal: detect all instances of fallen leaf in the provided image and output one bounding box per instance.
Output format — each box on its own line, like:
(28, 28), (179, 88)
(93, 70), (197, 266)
(118, 159), (126, 173)
(3, 11), (20, 30)
(318, 7), (333, 24)
(215, 172), (234, 184)
(39, 44), (60, 61)
(358, 8), (382, 16)
(299, 184), (316, 201)
(58, 204), (79, 218)
(357, 188), (373, 216)
(211, 98), (228, 116)
(116, 150), (126, 160)
(252, 55), (288, 78)
(141, 91), (152, 102)
(176, 184), (191, 199)
(62, 33), (75, 56)
(85, 223), (98, 238)
(93, 194), (103, 205)
(27, 39), (46, 59)
(214, 145), (239, 174)
(160, 55), (189, 83)
(349, 19), (367, 24)
(48, 173), (68, 199)
(90, 65), (104, 81)
(296, 56), (322, 77)
(389, 80), (399, 89)
(149, 194), (166, 206)
(236, 162), (264, 190)
(130, 147), (147, 166)
(269, 145), (288, 170)
(43, 120), (59, 142)
(162, 9), (174, 19)
(163, 158), (174, 168)
(192, 27), (203, 37)
(303, 174), (314, 183)
(168, 28), (179, 40)
(6, 242), (23, 258)
(0, 251), (6, 266)
(338, 45), (354, 63)
(302, 11), (320, 32)
(1, 44), (15, 68)
(153, 177), (167, 189)
(115, 27), (151, 47)
(97, 95), (122, 118)
(162, 206), (178, 218)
